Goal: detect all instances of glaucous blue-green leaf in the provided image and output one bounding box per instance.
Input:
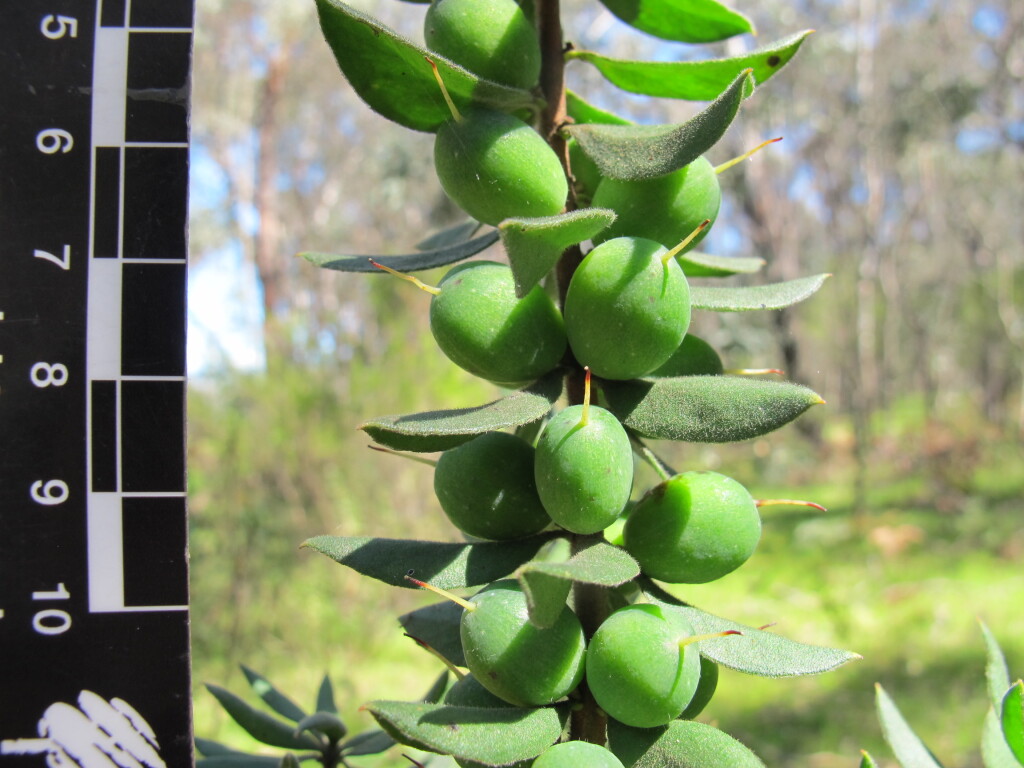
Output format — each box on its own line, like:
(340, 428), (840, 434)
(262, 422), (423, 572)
(566, 90), (631, 126)
(315, 0), (536, 132)
(279, 755), (300, 768)
(1002, 682), (1024, 765)
(240, 665), (306, 723)
(567, 30), (813, 101)
(296, 712), (346, 743)
(597, 0), (753, 44)
(566, 70), (753, 180)
(417, 220), (483, 251)
(500, 209), (617, 297)
(205, 685), (321, 751)
(340, 730), (397, 757)
(422, 671), (451, 705)
(691, 274), (830, 311)
(602, 375), (824, 443)
(608, 718), (766, 767)
(302, 534), (557, 590)
(678, 251), (764, 277)
(300, 231), (499, 274)
(860, 751), (881, 768)
(316, 675), (338, 716)
(983, 708), (1021, 768)
(983, 621), (1013, 710)
(196, 756), (286, 768)
(365, 701), (564, 764)
(640, 582), (860, 676)
(875, 684), (946, 768)
(360, 372), (563, 452)
(195, 738), (246, 758)
(399, 601), (466, 667)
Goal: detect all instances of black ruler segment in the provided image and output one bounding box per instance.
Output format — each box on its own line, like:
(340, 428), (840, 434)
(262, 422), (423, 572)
(0, 2), (193, 765)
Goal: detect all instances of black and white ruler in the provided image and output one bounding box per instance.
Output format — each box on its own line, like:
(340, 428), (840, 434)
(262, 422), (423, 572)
(1, 1), (193, 764)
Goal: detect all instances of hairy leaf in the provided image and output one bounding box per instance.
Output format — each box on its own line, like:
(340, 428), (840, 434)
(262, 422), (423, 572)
(875, 684), (946, 768)
(983, 621), (1013, 711)
(365, 701), (564, 764)
(691, 274), (830, 311)
(597, 0), (753, 43)
(1002, 682), (1024, 765)
(315, 0), (535, 131)
(568, 30), (812, 101)
(205, 685), (321, 751)
(518, 569), (572, 630)
(301, 534), (557, 590)
(360, 372), (563, 452)
(316, 675), (338, 716)
(602, 376), (824, 443)
(566, 70), (753, 180)
(566, 90), (632, 126)
(241, 666), (306, 723)
(340, 730), (397, 757)
(678, 251), (764, 277)
(983, 708), (1021, 768)
(608, 718), (766, 767)
(500, 209), (617, 297)
(399, 601), (466, 667)
(859, 751), (881, 768)
(300, 231), (499, 274)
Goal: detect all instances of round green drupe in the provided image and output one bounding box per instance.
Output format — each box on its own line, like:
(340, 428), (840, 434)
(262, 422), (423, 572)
(680, 656), (719, 719)
(649, 334), (724, 377)
(434, 108), (567, 226)
(624, 471), (761, 584)
(563, 237), (691, 380)
(461, 580), (585, 707)
(532, 741), (626, 768)
(429, 261), (566, 385)
(586, 604), (701, 728)
(424, 0), (541, 90)
(534, 404), (633, 535)
(591, 157), (720, 251)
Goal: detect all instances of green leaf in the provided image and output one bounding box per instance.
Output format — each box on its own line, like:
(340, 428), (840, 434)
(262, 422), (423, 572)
(300, 231), (499, 274)
(417, 220), (483, 251)
(602, 376), (824, 443)
(517, 568), (572, 630)
(316, 675), (338, 716)
(196, 757), (287, 768)
(640, 583), (859, 676)
(566, 91), (631, 126)
(296, 712), (347, 743)
(566, 70), (753, 181)
(302, 534), (557, 590)
(677, 251), (764, 277)
(314, 0), (535, 132)
(982, 621), (1013, 711)
(608, 718), (766, 767)
(205, 685), (321, 751)
(691, 274), (830, 311)
(500, 210), (617, 297)
(983, 708), (1021, 768)
(365, 701), (564, 764)
(423, 670), (451, 704)
(1002, 682), (1024, 765)
(597, 0), (754, 43)
(360, 372), (563, 452)
(278, 755), (300, 768)
(195, 738), (245, 758)
(568, 30), (813, 102)
(860, 751), (881, 768)
(875, 684), (946, 768)
(340, 729), (397, 757)
(240, 665), (306, 724)
(399, 601), (466, 667)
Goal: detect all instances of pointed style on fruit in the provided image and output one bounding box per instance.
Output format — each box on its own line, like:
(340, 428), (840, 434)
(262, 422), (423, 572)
(534, 369), (634, 533)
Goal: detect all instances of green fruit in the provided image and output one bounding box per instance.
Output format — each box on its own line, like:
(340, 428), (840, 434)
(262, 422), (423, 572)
(586, 604), (701, 728)
(680, 656), (719, 719)
(649, 334), (724, 377)
(434, 432), (551, 540)
(624, 471), (761, 584)
(534, 404), (633, 534)
(425, 0), (541, 90)
(429, 261), (566, 385)
(532, 741), (626, 768)
(563, 237), (691, 380)
(461, 580), (585, 706)
(591, 157), (720, 251)
(434, 108), (568, 226)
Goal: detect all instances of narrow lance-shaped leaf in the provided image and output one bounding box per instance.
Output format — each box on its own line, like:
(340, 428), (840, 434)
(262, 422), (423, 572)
(566, 90), (632, 126)
(240, 666), (306, 723)
(678, 251), (764, 277)
(300, 231), (499, 274)
(983, 708), (1021, 768)
(295, 712), (347, 744)
(399, 601), (466, 667)
(608, 719), (766, 768)
(204, 685), (321, 751)
(860, 751), (881, 768)
(1001, 682), (1024, 765)
(195, 756), (288, 768)
(195, 738), (246, 758)
(500, 209), (616, 297)
(566, 69), (753, 180)
(416, 220), (483, 251)
(597, 0), (754, 44)
(301, 534), (557, 590)
(365, 701), (565, 765)
(567, 30), (813, 102)
(602, 375), (824, 443)
(875, 684), (946, 768)
(315, 0), (535, 132)
(360, 371), (563, 452)
(691, 274), (831, 311)
(982, 620), (1013, 710)
(339, 730), (397, 757)
(315, 675), (338, 716)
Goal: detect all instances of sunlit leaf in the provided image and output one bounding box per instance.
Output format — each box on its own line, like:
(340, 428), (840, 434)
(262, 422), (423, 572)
(566, 70), (753, 180)
(300, 231), (499, 274)
(597, 0), (753, 43)
(568, 30), (813, 101)
(608, 718), (766, 767)
(860, 751), (881, 768)
(1002, 682), (1024, 765)
(677, 251), (764, 277)
(983, 708), (1021, 768)
(566, 91), (631, 126)
(205, 685), (321, 751)
(982, 621), (1014, 711)
(875, 684), (946, 768)
(691, 274), (830, 311)
(240, 666), (306, 723)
